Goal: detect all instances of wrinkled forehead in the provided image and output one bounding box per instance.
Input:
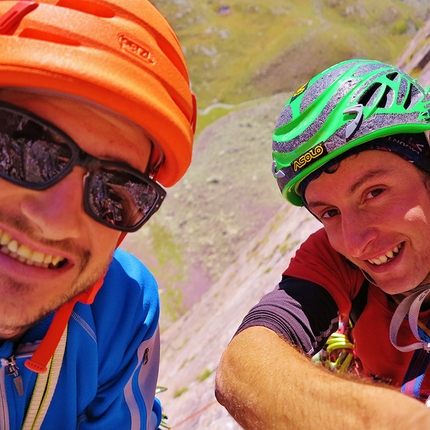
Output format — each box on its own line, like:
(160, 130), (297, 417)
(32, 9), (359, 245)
(0, 88), (153, 172)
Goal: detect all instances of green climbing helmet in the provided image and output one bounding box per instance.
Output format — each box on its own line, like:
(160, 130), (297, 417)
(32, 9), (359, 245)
(272, 58), (430, 206)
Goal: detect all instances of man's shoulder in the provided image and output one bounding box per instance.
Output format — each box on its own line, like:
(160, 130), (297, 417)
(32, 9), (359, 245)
(64, 250), (160, 395)
(95, 248), (159, 306)
(75, 248), (159, 340)
(109, 248), (156, 284)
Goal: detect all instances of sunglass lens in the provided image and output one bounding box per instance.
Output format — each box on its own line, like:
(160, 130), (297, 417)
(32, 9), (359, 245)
(0, 111), (73, 185)
(86, 169), (160, 229)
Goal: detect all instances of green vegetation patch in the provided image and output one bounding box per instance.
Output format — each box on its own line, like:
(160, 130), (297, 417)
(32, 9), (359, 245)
(152, 0), (425, 109)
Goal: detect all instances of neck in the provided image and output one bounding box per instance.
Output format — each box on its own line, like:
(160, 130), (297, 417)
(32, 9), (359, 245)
(392, 283), (430, 310)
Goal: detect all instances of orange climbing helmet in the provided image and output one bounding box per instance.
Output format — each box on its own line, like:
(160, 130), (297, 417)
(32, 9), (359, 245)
(0, 0), (197, 187)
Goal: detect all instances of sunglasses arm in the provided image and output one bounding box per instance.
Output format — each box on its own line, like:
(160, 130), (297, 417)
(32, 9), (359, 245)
(116, 232), (127, 248)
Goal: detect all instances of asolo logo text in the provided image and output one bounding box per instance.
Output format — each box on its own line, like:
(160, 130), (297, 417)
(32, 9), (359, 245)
(293, 144), (325, 171)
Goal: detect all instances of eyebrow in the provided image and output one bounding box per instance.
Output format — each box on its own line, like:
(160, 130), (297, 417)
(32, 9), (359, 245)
(348, 168), (389, 195)
(306, 168), (390, 210)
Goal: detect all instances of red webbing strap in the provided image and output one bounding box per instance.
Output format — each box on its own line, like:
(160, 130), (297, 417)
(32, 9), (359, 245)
(25, 276), (105, 374)
(24, 298), (76, 374)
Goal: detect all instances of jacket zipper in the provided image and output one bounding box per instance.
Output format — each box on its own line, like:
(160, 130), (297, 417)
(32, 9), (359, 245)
(4, 356), (23, 397)
(0, 354), (25, 430)
(0, 364), (10, 430)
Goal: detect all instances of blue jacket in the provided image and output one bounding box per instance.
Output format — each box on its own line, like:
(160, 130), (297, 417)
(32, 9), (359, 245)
(0, 249), (162, 429)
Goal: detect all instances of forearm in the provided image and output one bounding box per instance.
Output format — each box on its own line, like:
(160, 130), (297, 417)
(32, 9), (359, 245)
(215, 326), (430, 430)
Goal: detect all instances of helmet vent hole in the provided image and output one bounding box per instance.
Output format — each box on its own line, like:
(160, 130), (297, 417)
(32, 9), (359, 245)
(404, 84), (422, 110)
(386, 72), (399, 81)
(358, 83), (394, 109)
(358, 83), (382, 107)
(378, 87), (395, 109)
(56, 0), (115, 18)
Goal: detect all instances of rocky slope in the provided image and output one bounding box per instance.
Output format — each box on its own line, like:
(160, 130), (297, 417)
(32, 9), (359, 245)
(122, 94), (289, 330)
(157, 204), (320, 429)
(398, 18), (430, 85)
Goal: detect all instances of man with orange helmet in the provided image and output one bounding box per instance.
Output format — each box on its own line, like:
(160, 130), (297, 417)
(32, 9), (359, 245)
(0, 1), (196, 429)
(216, 59), (430, 428)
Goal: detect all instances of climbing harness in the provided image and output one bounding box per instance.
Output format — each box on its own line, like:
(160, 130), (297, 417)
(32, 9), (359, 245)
(390, 285), (430, 403)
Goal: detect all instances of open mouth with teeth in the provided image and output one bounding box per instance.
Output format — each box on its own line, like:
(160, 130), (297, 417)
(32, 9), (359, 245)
(0, 229), (66, 269)
(367, 243), (403, 266)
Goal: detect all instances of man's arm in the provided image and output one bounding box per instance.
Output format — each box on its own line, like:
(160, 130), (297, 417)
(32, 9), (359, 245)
(215, 326), (430, 430)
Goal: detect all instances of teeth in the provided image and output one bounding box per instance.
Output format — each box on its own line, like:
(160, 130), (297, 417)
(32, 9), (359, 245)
(0, 228), (64, 268)
(378, 255), (388, 264)
(17, 244), (32, 259)
(368, 244), (402, 266)
(8, 240), (18, 254)
(0, 232), (11, 246)
(370, 259), (382, 265)
(43, 254), (52, 265)
(51, 255), (62, 266)
(31, 250), (45, 263)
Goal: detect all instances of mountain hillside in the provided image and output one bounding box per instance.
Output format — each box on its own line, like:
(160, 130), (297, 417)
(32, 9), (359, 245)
(124, 0), (430, 331)
(123, 93), (288, 330)
(150, 0), (430, 111)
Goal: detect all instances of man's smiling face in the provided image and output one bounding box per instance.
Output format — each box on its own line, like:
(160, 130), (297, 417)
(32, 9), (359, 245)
(305, 149), (430, 296)
(0, 89), (152, 340)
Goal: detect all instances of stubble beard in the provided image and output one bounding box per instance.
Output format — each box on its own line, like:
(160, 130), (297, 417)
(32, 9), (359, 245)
(0, 251), (112, 338)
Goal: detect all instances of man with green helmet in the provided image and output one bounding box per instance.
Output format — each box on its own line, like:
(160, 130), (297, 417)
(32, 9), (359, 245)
(0, 1), (196, 429)
(216, 59), (430, 428)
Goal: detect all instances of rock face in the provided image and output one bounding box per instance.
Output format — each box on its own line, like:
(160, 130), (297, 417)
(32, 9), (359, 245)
(398, 19), (430, 86)
(158, 204), (321, 429)
(157, 21), (430, 430)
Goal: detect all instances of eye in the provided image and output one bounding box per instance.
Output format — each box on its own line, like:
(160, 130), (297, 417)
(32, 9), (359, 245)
(320, 208), (340, 220)
(365, 188), (384, 200)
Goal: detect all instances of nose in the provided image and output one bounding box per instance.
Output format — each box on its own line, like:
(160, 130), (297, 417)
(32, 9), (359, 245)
(20, 168), (85, 240)
(340, 209), (378, 258)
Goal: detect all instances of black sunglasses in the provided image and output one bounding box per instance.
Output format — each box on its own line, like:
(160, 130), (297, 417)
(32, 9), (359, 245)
(0, 101), (166, 232)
